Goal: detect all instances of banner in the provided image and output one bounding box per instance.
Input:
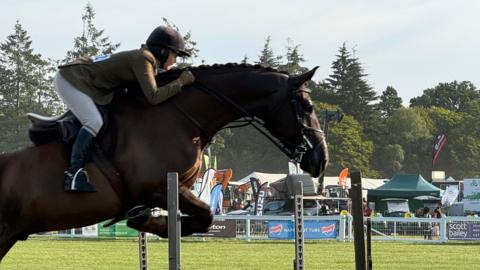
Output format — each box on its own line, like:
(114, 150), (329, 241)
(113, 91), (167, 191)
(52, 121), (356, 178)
(82, 225), (97, 236)
(432, 134), (447, 167)
(268, 220), (337, 239)
(463, 179), (480, 213)
(441, 185), (459, 206)
(255, 182), (268, 216)
(192, 220), (236, 237)
(447, 222), (480, 240)
(199, 168), (216, 205)
(210, 183), (223, 214)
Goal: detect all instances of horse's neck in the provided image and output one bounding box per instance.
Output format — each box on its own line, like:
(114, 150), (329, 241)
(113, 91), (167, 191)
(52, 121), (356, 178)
(183, 69), (284, 139)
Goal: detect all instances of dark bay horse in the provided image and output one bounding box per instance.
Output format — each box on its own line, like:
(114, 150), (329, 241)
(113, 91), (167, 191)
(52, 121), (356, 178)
(0, 63), (328, 261)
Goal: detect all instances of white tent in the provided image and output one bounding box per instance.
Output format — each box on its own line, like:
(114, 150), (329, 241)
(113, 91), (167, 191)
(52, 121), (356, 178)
(229, 171), (286, 186)
(230, 172), (386, 189)
(320, 176), (387, 190)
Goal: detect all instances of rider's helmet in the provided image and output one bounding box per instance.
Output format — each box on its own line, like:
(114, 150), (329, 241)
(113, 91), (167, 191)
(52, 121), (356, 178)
(146, 26), (190, 63)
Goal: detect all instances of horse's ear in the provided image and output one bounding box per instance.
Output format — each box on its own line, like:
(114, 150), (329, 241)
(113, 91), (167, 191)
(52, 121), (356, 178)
(290, 66), (319, 87)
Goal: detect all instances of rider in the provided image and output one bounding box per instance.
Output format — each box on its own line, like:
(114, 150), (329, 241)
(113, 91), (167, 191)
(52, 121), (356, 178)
(55, 26), (195, 193)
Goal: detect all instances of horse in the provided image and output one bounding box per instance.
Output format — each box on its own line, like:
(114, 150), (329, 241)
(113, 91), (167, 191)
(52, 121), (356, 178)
(0, 63), (328, 262)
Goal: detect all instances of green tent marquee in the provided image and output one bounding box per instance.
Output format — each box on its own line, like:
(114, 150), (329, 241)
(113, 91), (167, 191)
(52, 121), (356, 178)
(367, 174), (441, 213)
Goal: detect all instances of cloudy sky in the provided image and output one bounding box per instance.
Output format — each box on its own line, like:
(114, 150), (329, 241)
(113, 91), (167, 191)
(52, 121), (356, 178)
(1, 0), (479, 103)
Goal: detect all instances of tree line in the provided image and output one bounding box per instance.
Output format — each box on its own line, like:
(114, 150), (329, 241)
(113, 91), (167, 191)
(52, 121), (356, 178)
(1, 4), (479, 180)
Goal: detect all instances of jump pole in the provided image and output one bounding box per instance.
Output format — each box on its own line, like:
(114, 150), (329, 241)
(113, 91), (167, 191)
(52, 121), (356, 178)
(293, 181), (304, 270)
(138, 231), (148, 270)
(366, 216), (372, 270)
(350, 170), (367, 270)
(167, 172), (181, 270)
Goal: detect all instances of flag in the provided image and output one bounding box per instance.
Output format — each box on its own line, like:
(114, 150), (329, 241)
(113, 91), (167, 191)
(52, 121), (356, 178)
(441, 185), (459, 206)
(199, 169), (216, 205)
(338, 168), (349, 188)
(432, 134), (447, 167)
(255, 182), (268, 216)
(210, 183), (223, 214)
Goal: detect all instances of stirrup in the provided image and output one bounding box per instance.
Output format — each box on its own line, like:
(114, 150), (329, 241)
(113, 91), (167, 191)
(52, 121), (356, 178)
(64, 168), (96, 193)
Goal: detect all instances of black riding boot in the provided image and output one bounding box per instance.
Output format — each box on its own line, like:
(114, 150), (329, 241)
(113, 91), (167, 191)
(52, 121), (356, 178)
(64, 127), (96, 193)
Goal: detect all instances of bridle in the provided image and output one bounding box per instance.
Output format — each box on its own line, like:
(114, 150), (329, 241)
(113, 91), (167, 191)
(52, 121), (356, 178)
(171, 81), (323, 163)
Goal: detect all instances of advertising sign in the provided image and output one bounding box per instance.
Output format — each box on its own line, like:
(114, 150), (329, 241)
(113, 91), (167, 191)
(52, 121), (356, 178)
(192, 220), (236, 237)
(463, 179), (480, 213)
(447, 222), (480, 240)
(441, 185), (459, 206)
(268, 220), (337, 239)
(268, 220), (293, 239)
(114, 221), (139, 237)
(82, 225), (97, 236)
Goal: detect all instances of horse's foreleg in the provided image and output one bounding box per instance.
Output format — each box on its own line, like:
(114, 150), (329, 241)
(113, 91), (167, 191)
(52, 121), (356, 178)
(0, 223), (19, 263)
(177, 185), (213, 236)
(125, 205), (168, 237)
(0, 237), (16, 262)
(126, 185), (212, 238)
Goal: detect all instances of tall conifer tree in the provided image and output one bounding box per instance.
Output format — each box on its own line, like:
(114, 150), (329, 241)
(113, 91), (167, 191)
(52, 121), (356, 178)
(324, 43), (377, 122)
(256, 36), (282, 68)
(0, 21), (57, 151)
(63, 3), (120, 62)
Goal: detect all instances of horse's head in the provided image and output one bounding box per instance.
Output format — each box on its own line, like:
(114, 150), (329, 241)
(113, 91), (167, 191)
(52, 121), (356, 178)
(262, 67), (328, 178)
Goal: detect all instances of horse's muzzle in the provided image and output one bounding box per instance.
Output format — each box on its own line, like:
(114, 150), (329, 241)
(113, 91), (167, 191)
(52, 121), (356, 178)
(300, 144), (328, 178)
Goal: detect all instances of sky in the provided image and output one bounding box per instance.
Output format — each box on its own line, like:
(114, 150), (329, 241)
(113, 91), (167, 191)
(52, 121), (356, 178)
(1, 0), (479, 104)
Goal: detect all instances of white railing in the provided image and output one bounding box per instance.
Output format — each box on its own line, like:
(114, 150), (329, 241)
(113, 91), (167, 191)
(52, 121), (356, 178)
(212, 215), (480, 243)
(35, 215), (480, 243)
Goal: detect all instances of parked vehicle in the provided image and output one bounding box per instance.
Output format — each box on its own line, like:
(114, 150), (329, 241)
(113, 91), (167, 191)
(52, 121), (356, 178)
(323, 185), (349, 214)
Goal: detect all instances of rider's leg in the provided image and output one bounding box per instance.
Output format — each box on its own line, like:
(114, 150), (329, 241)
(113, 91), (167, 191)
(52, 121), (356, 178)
(54, 72), (103, 192)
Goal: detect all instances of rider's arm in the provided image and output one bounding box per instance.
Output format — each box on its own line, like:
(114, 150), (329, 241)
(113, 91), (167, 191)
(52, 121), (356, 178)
(132, 52), (194, 105)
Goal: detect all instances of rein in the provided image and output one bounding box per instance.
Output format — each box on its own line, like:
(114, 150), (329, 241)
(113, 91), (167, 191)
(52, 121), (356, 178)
(175, 81), (308, 162)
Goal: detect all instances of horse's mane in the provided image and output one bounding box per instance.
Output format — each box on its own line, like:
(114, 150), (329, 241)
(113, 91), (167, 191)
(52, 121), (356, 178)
(189, 63), (287, 74)
(157, 63), (289, 85)
(121, 63), (289, 103)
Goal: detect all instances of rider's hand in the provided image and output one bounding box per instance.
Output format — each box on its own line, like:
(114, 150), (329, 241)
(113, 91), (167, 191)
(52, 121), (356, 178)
(178, 70), (195, 86)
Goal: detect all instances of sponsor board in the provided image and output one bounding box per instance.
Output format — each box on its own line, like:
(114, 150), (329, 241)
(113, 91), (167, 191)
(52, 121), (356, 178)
(192, 220), (236, 237)
(464, 179), (480, 213)
(268, 220), (337, 239)
(82, 225), (97, 236)
(448, 222), (480, 240)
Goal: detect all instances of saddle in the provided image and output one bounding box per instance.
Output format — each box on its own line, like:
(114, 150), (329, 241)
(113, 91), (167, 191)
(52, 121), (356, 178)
(28, 110), (82, 146)
(27, 109), (128, 205)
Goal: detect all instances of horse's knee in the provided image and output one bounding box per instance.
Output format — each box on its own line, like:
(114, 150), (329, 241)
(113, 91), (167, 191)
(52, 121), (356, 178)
(126, 206), (168, 237)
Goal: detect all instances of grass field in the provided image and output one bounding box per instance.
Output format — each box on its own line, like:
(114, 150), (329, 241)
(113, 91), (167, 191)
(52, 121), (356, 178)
(2, 238), (479, 269)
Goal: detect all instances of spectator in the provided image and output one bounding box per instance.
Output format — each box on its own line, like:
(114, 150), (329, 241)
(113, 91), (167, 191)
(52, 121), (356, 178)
(363, 205), (372, 217)
(423, 207), (432, 240)
(431, 207), (442, 237)
(320, 202), (330, 215)
(433, 207), (442, 218)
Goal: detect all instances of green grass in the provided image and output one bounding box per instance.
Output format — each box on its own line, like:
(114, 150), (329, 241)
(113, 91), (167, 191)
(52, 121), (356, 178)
(2, 238), (480, 269)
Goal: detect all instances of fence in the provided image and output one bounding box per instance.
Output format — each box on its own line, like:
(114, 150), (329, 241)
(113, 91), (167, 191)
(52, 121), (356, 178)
(40, 215), (480, 243)
(209, 215), (480, 243)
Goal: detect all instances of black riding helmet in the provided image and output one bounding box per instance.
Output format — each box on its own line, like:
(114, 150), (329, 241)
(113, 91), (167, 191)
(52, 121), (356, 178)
(146, 26), (190, 63)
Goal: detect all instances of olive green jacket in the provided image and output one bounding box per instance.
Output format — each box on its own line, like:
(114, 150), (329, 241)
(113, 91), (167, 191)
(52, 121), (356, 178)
(59, 46), (176, 105)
